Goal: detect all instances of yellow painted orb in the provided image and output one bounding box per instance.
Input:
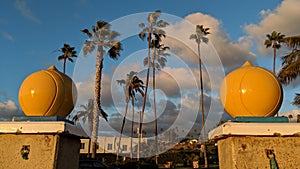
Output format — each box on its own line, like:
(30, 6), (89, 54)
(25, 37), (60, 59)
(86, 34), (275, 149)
(18, 66), (77, 118)
(220, 61), (283, 117)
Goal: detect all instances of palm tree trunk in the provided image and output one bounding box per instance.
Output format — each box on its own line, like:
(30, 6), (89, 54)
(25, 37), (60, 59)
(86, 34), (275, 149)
(88, 112), (93, 135)
(197, 43), (208, 168)
(273, 45), (276, 74)
(137, 111), (141, 160)
(138, 27), (152, 160)
(130, 94), (135, 160)
(91, 46), (104, 159)
(116, 101), (129, 162)
(152, 51), (159, 165)
(63, 58), (66, 74)
(273, 43), (278, 117)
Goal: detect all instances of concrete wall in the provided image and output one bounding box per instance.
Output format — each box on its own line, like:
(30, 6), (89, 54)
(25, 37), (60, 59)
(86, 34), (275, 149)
(0, 134), (80, 169)
(218, 136), (300, 169)
(56, 135), (80, 169)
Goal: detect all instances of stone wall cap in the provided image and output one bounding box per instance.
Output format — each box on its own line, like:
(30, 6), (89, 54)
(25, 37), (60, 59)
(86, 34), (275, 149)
(0, 121), (89, 138)
(208, 122), (300, 140)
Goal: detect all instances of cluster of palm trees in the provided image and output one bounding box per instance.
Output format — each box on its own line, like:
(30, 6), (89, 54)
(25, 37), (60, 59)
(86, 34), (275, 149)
(61, 10), (210, 165)
(55, 10), (210, 167)
(55, 10), (300, 168)
(116, 71), (144, 161)
(264, 31), (300, 108)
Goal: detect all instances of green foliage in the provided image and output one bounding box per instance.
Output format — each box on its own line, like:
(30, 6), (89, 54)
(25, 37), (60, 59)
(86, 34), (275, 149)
(293, 93), (300, 106)
(57, 43), (77, 73)
(278, 35), (300, 107)
(81, 20), (122, 59)
(190, 25), (210, 44)
(264, 31), (285, 49)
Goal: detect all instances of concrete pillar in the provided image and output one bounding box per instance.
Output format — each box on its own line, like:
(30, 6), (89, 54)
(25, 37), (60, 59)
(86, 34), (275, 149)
(0, 121), (87, 169)
(209, 122), (300, 169)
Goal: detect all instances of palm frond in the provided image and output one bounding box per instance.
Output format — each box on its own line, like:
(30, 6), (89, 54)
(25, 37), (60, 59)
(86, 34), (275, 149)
(139, 23), (145, 28)
(110, 30), (121, 40)
(278, 53), (300, 84)
(72, 115), (79, 122)
(96, 20), (110, 30)
(148, 10), (161, 24)
(281, 49), (300, 65)
(87, 99), (93, 108)
(143, 57), (148, 66)
(117, 79), (126, 85)
(108, 41), (122, 60)
(157, 20), (169, 27)
(202, 37), (209, 44)
(265, 31), (285, 49)
(139, 30), (147, 40)
(152, 28), (166, 36)
(154, 62), (161, 70)
(264, 40), (272, 48)
(67, 58), (73, 62)
(99, 106), (108, 122)
(80, 104), (88, 110)
(76, 111), (85, 118)
(83, 40), (95, 56)
(284, 36), (300, 49)
(81, 29), (92, 38)
(293, 93), (300, 107)
(190, 34), (197, 40)
(57, 55), (64, 61)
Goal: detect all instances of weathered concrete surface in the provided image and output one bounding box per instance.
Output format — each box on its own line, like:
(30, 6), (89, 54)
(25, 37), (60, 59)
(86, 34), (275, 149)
(55, 135), (80, 169)
(0, 134), (80, 169)
(218, 136), (300, 169)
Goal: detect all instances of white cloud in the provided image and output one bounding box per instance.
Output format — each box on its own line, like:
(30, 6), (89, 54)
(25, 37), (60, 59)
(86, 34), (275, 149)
(155, 67), (199, 97)
(75, 74), (117, 107)
(15, 0), (41, 24)
(244, 0), (300, 56)
(1, 32), (14, 42)
(259, 9), (272, 18)
(163, 12), (256, 70)
(0, 100), (21, 120)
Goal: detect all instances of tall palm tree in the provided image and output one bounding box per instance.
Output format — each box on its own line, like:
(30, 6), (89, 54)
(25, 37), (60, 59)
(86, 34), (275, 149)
(138, 9), (168, 160)
(190, 24), (210, 168)
(144, 33), (169, 164)
(81, 20), (122, 158)
(264, 31), (285, 74)
(278, 35), (300, 107)
(57, 43), (77, 74)
(116, 72), (144, 162)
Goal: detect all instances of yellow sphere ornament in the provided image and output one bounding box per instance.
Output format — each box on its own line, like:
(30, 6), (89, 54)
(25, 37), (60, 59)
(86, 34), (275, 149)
(220, 61), (283, 117)
(18, 66), (77, 118)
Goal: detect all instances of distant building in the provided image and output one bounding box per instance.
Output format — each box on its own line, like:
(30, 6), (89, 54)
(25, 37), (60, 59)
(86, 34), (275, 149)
(281, 110), (300, 122)
(80, 136), (147, 155)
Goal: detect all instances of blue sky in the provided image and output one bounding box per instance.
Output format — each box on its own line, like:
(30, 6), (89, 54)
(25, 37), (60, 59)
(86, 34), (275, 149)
(1, 0), (300, 134)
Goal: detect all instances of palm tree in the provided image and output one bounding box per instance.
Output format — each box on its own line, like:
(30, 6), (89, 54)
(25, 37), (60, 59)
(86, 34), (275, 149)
(278, 35), (300, 107)
(144, 33), (169, 164)
(73, 99), (94, 157)
(57, 43), (77, 74)
(74, 99), (94, 133)
(190, 24), (210, 168)
(81, 20), (122, 158)
(116, 72), (144, 162)
(138, 9), (168, 160)
(264, 31), (285, 74)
